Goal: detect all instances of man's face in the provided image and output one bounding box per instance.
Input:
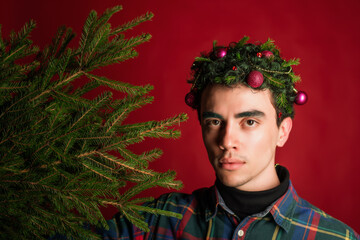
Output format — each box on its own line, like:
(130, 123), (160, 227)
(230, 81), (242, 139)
(200, 84), (291, 191)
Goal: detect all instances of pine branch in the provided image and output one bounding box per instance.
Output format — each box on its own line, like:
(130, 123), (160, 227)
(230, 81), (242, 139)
(131, 204), (182, 220)
(0, 24), (5, 52)
(114, 113), (187, 147)
(120, 171), (182, 202)
(260, 38), (276, 51)
(83, 23), (112, 65)
(0, 90), (38, 119)
(277, 92), (288, 108)
(194, 56), (212, 62)
(51, 89), (92, 107)
(68, 91), (111, 130)
(115, 144), (149, 167)
(236, 36), (250, 47)
(97, 6), (123, 30)
(79, 10), (98, 66)
(112, 12), (154, 35)
(120, 206), (149, 232)
(93, 151), (154, 176)
(85, 33), (152, 70)
(105, 95), (154, 133)
(2, 20), (39, 64)
(0, 5), (187, 239)
(282, 58), (300, 67)
(29, 70), (84, 102)
(263, 72), (285, 88)
(9, 19), (36, 47)
(85, 72), (153, 96)
(72, 80), (100, 97)
(139, 148), (163, 162)
(55, 27), (76, 59)
(289, 72), (301, 83)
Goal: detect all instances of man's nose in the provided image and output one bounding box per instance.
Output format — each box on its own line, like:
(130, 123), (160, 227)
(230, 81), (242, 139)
(219, 123), (237, 151)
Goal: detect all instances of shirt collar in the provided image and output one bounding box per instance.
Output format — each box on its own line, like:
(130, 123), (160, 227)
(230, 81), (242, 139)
(204, 186), (219, 221)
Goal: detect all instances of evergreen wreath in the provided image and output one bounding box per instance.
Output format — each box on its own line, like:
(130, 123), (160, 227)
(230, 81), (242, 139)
(185, 36), (307, 124)
(0, 6), (187, 239)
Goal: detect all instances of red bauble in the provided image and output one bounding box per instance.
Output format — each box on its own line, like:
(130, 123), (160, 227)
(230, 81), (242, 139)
(261, 50), (274, 58)
(294, 91), (308, 105)
(185, 91), (197, 108)
(247, 71), (264, 88)
(216, 48), (227, 58)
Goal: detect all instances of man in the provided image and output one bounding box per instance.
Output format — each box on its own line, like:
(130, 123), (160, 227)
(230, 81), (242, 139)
(102, 37), (359, 239)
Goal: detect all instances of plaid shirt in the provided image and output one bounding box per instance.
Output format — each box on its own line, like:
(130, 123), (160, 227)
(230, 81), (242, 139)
(102, 181), (359, 240)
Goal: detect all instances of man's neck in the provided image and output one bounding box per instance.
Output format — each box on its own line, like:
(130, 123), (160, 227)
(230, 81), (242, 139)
(216, 165), (290, 219)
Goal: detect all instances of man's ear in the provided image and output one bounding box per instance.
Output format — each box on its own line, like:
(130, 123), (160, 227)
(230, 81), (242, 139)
(277, 117), (293, 147)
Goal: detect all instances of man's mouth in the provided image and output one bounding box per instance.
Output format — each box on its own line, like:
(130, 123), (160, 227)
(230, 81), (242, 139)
(219, 158), (245, 170)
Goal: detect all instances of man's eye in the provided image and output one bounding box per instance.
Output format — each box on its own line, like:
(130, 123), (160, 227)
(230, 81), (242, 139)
(206, 119), (221, 126)
(245, 119), (256, 126)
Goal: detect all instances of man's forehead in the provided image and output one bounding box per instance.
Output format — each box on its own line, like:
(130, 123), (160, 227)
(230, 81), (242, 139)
(200, 84), (276, 114)
(201, 83), (273, 102)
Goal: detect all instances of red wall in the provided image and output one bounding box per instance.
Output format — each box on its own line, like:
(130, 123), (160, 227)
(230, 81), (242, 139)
(1, 0), (359, 232)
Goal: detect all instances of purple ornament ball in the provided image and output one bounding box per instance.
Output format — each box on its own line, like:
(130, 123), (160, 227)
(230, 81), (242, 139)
(261, 50), (274, 58)
(216, 48), (227, 58)
(294, 91), (308, 105)
(247, 71), (264, 88)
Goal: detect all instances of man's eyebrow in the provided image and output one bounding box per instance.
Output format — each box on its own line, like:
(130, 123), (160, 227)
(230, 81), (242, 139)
(235, 110), (265, 118)
(202, 112), (224, 119)
(202, 110), (264, 119)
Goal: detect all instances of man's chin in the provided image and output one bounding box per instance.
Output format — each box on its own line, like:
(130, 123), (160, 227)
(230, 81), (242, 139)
(217, 174), (247, 189)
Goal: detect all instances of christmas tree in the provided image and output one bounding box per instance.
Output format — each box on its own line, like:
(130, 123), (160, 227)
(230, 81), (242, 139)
(0, 6), (187, 239)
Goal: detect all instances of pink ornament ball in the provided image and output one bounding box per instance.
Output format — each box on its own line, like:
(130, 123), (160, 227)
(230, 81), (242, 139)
(294, 91), (308, 105)
(216, 48), (227, 58)
(247, 70), (264, 88)
(185, 91), (197, 108)
(261, 50), (274, 58)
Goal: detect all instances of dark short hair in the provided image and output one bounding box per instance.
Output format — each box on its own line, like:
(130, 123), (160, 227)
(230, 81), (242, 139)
(185, 37), (303, 126)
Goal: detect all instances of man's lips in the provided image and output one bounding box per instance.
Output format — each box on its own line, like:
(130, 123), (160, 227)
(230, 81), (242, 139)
(218, 158), (245, 170)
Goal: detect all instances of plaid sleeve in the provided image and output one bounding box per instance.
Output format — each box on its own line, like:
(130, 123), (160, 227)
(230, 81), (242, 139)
(101, 192), (195, 240)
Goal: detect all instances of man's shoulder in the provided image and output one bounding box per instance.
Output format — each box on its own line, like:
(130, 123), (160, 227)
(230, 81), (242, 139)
(290, 194), (359, 239)
(103, 187), (214, 239)
(144, 186), (214, 212)
(111, 186), (214, 222)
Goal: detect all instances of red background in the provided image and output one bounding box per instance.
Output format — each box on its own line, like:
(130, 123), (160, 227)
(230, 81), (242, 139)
(1, 0), (359, 232)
